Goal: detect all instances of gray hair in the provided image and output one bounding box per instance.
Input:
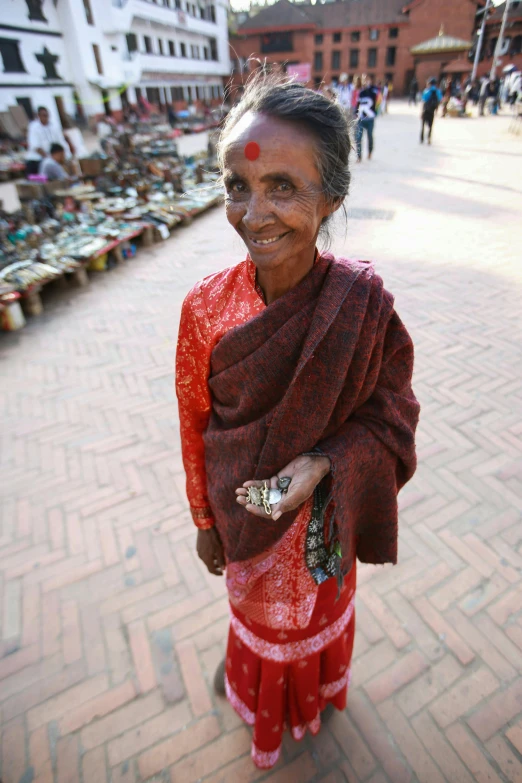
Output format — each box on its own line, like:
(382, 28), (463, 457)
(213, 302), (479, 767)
(218, 71), (352, 240)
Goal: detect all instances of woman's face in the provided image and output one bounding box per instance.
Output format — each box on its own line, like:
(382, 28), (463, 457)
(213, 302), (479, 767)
(222, 112), (333, 273)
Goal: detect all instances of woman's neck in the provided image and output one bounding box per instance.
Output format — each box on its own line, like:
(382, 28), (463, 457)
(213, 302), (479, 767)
(256, 247), (316, 305)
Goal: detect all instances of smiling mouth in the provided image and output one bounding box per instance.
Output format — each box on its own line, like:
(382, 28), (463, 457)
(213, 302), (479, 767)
(248, 233), (289, 246)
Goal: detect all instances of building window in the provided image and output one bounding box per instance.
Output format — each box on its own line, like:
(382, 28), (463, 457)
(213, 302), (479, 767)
(172, 86), (184, 101)
(203, 46), (209, 60)
(351, 31), (360, 42)
(126, 33), (137, 54)
(169, 40), (175, 55)
(333, 32), (341, 43)
(368, 73), (375, 83)
(314, 51), (323, 71)
(180, 42), (186, 57)
(331, 50), (341, 70)
(369, 29), (379, 41)
(92, 43), (103, 75)
(82, 0), (94, 25)
(209, 37), (218, 60)
(315, 34), (323, 45)
(144, 36), (152, 54)
(17, 96), (34, 120)
(512, 35), (522, 55)
(349, 49), (359, 68)
(367, 48), (377, 67)
(261, 32), (293, 53)
(158, 39), (164, 55)
(386, 46), (396, 67)
(389, 27), (398, 39)
(210, 5), (216, 22)
(187, 85), (192, 100)
(26, 0), (47, 22)
(175, 0), (181, 7)
(0, 37), (26, 73)
(385, 72), (394, 84)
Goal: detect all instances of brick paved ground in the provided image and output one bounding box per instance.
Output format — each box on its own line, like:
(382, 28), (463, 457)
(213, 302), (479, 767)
(1, 103), (521, 783)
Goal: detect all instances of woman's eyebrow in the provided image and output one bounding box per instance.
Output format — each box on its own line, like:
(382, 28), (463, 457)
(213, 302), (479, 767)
(258, 172), (295, 183)
(223, 172), (242, 184)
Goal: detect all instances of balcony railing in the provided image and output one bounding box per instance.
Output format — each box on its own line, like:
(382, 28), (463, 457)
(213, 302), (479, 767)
(128, 0), (217, 24)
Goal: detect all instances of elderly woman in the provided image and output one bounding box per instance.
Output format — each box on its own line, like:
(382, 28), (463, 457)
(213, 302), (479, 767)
(176, 75), (419, 769)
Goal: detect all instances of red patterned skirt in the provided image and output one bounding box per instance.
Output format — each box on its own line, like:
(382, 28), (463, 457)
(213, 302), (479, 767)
(224, 564), (356, 768)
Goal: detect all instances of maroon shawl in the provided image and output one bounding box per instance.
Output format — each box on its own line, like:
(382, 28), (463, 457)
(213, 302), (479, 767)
(203, 254), (419, 572)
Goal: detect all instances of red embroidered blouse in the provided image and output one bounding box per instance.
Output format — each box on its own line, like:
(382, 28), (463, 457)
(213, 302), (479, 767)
(175, 258), (265, 529)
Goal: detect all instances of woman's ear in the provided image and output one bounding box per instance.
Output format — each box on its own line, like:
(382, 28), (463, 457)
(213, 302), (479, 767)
(325, 197), (344, 218)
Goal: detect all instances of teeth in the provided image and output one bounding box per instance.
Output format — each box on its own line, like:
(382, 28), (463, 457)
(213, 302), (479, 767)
(252, 235), (283, 245)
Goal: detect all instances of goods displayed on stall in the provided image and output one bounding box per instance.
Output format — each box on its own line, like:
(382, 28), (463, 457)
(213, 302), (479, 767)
(1, 129), (222, 331)
(0, 141), (27, 182)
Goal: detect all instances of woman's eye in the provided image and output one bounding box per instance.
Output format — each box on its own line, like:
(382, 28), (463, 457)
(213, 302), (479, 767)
(274, 182), (292, 193)
(228, 181), (246, 194)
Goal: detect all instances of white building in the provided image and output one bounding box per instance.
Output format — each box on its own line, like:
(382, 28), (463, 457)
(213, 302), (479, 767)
(0, 0), (230, 125)
(0, 0), (76, 129)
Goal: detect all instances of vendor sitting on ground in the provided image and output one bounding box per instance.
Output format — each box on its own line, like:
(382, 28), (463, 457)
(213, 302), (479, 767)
(39, 143), (71, 181)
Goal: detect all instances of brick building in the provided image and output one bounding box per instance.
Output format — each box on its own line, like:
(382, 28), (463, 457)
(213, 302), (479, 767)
(410, 30), (473, 90)
(473, 0), (522, 78)
(229, 0), (480, 96)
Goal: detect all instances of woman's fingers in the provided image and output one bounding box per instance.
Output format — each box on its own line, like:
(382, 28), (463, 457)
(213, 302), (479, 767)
(196, 528), (225, 576)
(236, 495), (272, 518)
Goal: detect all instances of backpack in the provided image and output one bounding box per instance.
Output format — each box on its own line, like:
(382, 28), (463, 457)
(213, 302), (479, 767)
(425, 88), (439, 113)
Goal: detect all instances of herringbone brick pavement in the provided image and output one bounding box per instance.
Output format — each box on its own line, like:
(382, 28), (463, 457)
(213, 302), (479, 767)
(1, 104), (521, 783)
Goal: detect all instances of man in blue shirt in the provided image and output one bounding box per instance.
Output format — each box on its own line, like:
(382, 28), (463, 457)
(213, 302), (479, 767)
(421, 78), (443, 144)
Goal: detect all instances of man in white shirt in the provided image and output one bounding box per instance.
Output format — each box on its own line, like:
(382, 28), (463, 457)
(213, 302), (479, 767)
(26, 106), (70, 176)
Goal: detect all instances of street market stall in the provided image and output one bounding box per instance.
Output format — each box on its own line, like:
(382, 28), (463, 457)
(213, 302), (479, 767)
(1, 126), (222, 331)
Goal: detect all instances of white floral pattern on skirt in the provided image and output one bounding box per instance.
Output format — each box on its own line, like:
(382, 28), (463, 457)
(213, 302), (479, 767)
(230, 594), (355, 663)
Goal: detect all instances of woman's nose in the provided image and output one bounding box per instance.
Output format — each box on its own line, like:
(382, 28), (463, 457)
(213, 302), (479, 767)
(242, 193), (275, 232)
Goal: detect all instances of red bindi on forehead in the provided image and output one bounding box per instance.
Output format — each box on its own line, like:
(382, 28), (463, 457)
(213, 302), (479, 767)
(244, 141), (260, 161)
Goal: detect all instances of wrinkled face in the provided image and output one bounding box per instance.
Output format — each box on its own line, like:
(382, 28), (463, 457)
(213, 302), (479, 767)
(222, 112), (334, 273)
(38, 109), (49, 125)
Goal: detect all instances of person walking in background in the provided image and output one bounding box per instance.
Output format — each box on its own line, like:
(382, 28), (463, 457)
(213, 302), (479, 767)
(336, 74), (353, 120)
(381, 80), (390, 114)
(490, 77), (500, 115)
(167, 103), (177, 128)
(479, 77), (490, 116)
(441, 79), (452, 117)
(25, 106), (70, 177)
(409, 76), (418, 106)
(351, 75), (362, 115)
(420, 77), (442, 144)
(356, 76), (379, 161)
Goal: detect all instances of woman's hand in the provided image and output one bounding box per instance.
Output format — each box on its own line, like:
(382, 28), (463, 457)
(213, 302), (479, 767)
(197, 527), (225, 576)
(235, 455), (331, 521)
